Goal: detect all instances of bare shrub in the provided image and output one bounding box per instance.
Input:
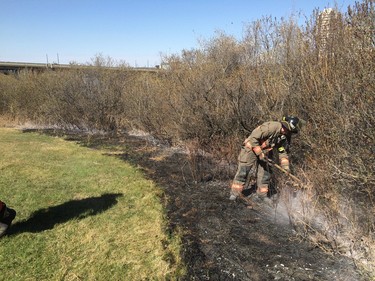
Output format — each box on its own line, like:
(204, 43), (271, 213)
(0, 0), (373, 277)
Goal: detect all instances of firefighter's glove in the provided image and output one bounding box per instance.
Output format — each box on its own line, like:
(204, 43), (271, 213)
(258, 152), (267, 163)
(253, 146), (266, 163)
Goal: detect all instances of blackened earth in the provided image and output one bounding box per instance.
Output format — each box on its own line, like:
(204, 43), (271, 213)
(43, 130), (368, 281)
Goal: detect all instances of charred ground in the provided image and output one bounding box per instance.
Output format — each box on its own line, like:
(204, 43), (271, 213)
(42, 129), (367, 281)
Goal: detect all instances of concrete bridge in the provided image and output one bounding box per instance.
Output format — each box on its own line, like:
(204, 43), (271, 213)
(0, 61), (159, 74)
(0, 61), (71, 74)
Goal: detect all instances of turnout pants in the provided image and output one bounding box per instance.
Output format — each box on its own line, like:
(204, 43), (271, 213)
(231, 146), (272, 196)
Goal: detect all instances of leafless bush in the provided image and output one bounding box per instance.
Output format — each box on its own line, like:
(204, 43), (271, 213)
(0, 0), (373, 276)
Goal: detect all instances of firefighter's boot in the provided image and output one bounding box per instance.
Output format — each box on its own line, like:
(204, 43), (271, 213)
(249, 185), (269, 204)
(229, 182), (244, 201)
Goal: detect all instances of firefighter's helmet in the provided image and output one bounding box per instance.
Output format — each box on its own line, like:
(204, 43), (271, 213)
(281, 116), (304, 133)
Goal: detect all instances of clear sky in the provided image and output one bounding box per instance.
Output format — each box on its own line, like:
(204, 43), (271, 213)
(1, 0), (357, 67)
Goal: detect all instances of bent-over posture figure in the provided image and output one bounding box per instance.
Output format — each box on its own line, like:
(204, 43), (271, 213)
(230, 116), (304, 201)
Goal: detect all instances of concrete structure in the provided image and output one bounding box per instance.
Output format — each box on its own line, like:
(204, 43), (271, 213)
(0, 62), (70, 74)
(0, 61), (159, 74)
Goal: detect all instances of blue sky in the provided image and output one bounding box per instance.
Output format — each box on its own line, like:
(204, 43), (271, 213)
(1, 0), (357, 67)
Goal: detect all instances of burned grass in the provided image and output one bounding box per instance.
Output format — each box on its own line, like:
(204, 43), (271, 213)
(69, 130), (366, 281)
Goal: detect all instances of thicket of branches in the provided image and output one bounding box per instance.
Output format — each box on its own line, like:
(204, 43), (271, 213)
(0, 0), (373, 277)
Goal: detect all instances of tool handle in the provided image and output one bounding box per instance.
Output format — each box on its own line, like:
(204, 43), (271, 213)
(264, 156), (302, 183)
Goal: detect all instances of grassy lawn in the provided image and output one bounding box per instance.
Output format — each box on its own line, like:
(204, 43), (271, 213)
(0, 128), (185, 280)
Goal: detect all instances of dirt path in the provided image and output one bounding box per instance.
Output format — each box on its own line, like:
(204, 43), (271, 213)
(48, 130), (367, 281)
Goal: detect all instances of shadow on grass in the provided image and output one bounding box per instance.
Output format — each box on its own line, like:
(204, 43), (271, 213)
(8, 193), (123, 235)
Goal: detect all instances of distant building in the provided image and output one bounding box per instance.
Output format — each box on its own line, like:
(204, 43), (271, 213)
(155, 63), (170, 70)
(316, 8), (342, 58)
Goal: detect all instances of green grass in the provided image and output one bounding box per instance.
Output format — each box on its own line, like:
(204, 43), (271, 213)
(0, 128), (185, 280)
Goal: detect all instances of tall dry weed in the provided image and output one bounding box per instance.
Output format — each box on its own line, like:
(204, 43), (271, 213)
(0, 0), (373, 277)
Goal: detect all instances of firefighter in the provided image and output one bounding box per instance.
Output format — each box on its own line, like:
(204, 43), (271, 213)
(229, 116), (305, 201)
(0, 200), (16, 237)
